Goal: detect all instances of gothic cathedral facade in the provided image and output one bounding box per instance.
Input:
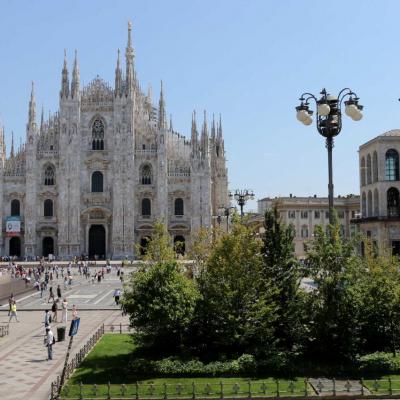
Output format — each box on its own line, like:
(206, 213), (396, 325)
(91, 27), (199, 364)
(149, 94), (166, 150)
(0, 23), (229, 259)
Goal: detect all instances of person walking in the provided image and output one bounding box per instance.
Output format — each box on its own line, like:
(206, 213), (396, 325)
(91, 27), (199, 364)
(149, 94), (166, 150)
(57, 284), (62, 300)
(9, 300), (19, 322)
(40, 281), (45, 298)
(61, 298), (68, 323)
(63, 275), (68, 290)
(44, 309), (51, 327)
(8, 294), (14, 316)
(72, 304), (78, 320)
(113, 288), (121, 305)
(47, 286), (55, 303)
(44, 327), (54, 360)
(51, 301), (58, 323)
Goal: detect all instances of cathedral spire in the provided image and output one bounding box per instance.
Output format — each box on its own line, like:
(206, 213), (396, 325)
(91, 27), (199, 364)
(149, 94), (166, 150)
(158, 80), (166, 130)
(217, 113), (223, 140)
(191, 110), (198, 157)
(60, 49), (70, 98)
(28, 81), (36, 131)
(10, 130), (14, 157)
(71, 49), (80, 99)
(169, 114), (173, 132)
(211, 113), (216, 141)
(115, 49), (122, 97)
(40, 105), (44, 133)
(125, 21), (135, 97)
(201, 110), (209, 158)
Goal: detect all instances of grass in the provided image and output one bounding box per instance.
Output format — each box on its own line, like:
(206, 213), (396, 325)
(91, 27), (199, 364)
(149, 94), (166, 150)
(69, 334), (136, 384)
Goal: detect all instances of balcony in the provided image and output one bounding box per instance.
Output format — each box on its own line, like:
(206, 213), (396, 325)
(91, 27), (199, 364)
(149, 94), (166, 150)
(83, 191), (111, 206)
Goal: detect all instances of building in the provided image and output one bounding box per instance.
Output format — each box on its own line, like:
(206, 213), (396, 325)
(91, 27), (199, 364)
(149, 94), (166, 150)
(0, 23), (229, 259)
(255, 194), (360, 258)
(352, 130), (400, 255)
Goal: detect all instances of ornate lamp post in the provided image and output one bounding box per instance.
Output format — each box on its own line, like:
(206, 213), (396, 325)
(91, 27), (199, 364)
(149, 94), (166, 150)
(295, 88), (363, 224)
(229, 189), (254, 219)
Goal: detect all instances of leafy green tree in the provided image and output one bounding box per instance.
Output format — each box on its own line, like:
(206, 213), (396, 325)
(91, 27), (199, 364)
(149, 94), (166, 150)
(306, 222), (364, 362)
(359, 245), (400, 356)
(122, 261), (200, 351)
(262, 207), (307, 354)
(192, 223), (278, 357)
(137, 221), (176, 263)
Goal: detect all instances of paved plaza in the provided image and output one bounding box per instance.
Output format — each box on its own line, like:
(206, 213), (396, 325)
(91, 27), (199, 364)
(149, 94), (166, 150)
(0, 266), (131, 400)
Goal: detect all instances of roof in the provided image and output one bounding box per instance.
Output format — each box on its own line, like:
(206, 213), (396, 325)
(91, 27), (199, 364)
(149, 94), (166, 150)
(380, 129), (400, 137)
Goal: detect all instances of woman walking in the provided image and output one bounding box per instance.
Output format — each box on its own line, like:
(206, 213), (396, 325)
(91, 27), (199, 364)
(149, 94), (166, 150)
(9, 300), (19, 322)
(61, 298), (68, 323)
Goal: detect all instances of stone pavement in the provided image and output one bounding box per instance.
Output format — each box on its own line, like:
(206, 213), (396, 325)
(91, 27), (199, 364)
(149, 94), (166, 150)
(0, 301), (129, 399)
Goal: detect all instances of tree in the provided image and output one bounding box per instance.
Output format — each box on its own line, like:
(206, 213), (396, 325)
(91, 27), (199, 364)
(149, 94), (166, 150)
(187, 227), (214, 274)
(122, 261), (200, 352)
(262, 207), (307, 354)
(192, 223), (278, 358)
(306, 222), (364, 362)
(138, 221), (175, 263)
(359, 244), (400, 356)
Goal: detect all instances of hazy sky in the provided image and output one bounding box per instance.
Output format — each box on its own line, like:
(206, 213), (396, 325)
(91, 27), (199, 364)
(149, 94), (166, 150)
(1, 0), (399, 211)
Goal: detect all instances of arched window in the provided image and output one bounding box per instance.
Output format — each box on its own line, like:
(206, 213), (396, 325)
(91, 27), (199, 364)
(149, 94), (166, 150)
(11, 199), (20, 216)
(373, 151), (378, 182)
(92, 118), (105, 150)
(374, 189), (379, 216)
(140, 164), (152, 185)
(91, 171), (103, 192)
(174, 198), (184, 216)
(301, 225), (309, 238)
(385, 149), (399, 181)
(360, 157), (366, 186)
(174, 235), (185, 255)
(44, 199), (53, 217)
(141, 198), (151, 216)
(387, 187), (400, 217)
(362, 192), (367, 217)
(366, 154), (372, 184)
(44, 165), (55, 186)
(367, 190), (372, 217)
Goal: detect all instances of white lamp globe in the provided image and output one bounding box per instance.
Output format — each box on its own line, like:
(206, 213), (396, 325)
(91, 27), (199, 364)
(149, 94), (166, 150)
(303, 115), (313, 126)
(296, 110), (308, 122)
(351, 110), (363, 121)
(345, 104), (357, 117)
(317, 103), (330, 116)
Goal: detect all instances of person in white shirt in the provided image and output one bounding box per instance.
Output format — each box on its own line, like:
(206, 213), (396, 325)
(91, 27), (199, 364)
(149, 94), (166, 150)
(44, 327), (54, 360)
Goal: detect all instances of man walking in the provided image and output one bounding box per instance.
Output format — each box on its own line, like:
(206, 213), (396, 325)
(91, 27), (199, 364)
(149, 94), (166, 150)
(44, 327), (54, 360)
(57, 284), (62, 300)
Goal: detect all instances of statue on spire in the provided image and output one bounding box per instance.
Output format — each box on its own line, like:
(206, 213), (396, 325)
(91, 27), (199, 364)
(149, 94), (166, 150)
(71, 49), (80, 99)
(125, 21), (135, 97)
(60, 50), (70, 98)
(28, 81), (36, 131)
(115, 49), (122, 97)
(158, 81), (166, 130)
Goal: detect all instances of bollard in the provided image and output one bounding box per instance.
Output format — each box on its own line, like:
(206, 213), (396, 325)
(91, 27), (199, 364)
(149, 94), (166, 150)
(360, 378), (364, 396)
(333, 378), (336, 396)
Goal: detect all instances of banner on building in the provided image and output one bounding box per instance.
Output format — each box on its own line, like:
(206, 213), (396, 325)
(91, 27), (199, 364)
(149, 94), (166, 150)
(6, 217), (21, 237)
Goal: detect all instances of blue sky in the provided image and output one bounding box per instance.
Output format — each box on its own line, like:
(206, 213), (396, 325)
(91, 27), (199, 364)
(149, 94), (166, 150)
(0, 0), (399, 211)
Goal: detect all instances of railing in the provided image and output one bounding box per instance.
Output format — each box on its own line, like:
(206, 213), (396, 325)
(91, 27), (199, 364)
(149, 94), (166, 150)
(0, 323), (9, 337)
(55, 377), (400, 400)
(103, 324), (133, 334)
(50, 324), (105, 400)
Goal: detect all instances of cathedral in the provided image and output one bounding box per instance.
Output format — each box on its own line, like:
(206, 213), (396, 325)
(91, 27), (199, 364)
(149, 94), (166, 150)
(0, 23), (229, 259)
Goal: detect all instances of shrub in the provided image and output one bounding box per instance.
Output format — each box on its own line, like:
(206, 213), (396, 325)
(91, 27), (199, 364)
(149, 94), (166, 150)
(358, 352), (400, 374)
(237, 354), (257, 374)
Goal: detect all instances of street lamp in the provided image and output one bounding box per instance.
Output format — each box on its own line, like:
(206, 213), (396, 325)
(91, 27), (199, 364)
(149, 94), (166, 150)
(295, 88), (363, 224)
(229, 189), (254, 218)
(219, 206), (236, 231)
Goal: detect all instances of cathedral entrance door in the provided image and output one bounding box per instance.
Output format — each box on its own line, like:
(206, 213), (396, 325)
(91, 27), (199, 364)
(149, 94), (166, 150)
(42, 237), (54, 257)
(89, 225), (106, 259)
(9, 237), (21, 257)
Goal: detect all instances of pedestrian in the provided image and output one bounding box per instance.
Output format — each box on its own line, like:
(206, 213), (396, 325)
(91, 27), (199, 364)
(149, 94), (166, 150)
(40, 281), (45, 298)
(48, 286), (55, 303)
(62, 298), (68, 323)
(8, 293), (14, 316)
(9, 300), (19, 322)
(51, 300), (58, 323)
(113, 288), (121, 305)
(57, 284), (61, 299)
(97, 271), (101, 283)
(120, 270), (124, 283)
(63, 275), (68, 290)
(44, 309), (51, 327)
(72, 304), (78, 320)
(68, 274), (72, 287)
(44, 327), (54, 360)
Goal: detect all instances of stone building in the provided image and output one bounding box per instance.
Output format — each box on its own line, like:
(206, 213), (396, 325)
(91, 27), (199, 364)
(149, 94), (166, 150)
(0, 23), (229, 259)
(255, 194), (360, 258)
(352, 130), (400, 255)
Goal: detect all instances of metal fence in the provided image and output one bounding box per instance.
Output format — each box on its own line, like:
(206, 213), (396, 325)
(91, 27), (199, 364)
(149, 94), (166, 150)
(56, 377), (400, 400)
(103, 324), (133, 334)
(50, 324), (105, 400)
(0, 323), (9, 337)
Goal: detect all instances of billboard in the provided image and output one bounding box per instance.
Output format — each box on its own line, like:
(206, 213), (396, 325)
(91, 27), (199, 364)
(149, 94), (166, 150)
(6, 216), (21, 237)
